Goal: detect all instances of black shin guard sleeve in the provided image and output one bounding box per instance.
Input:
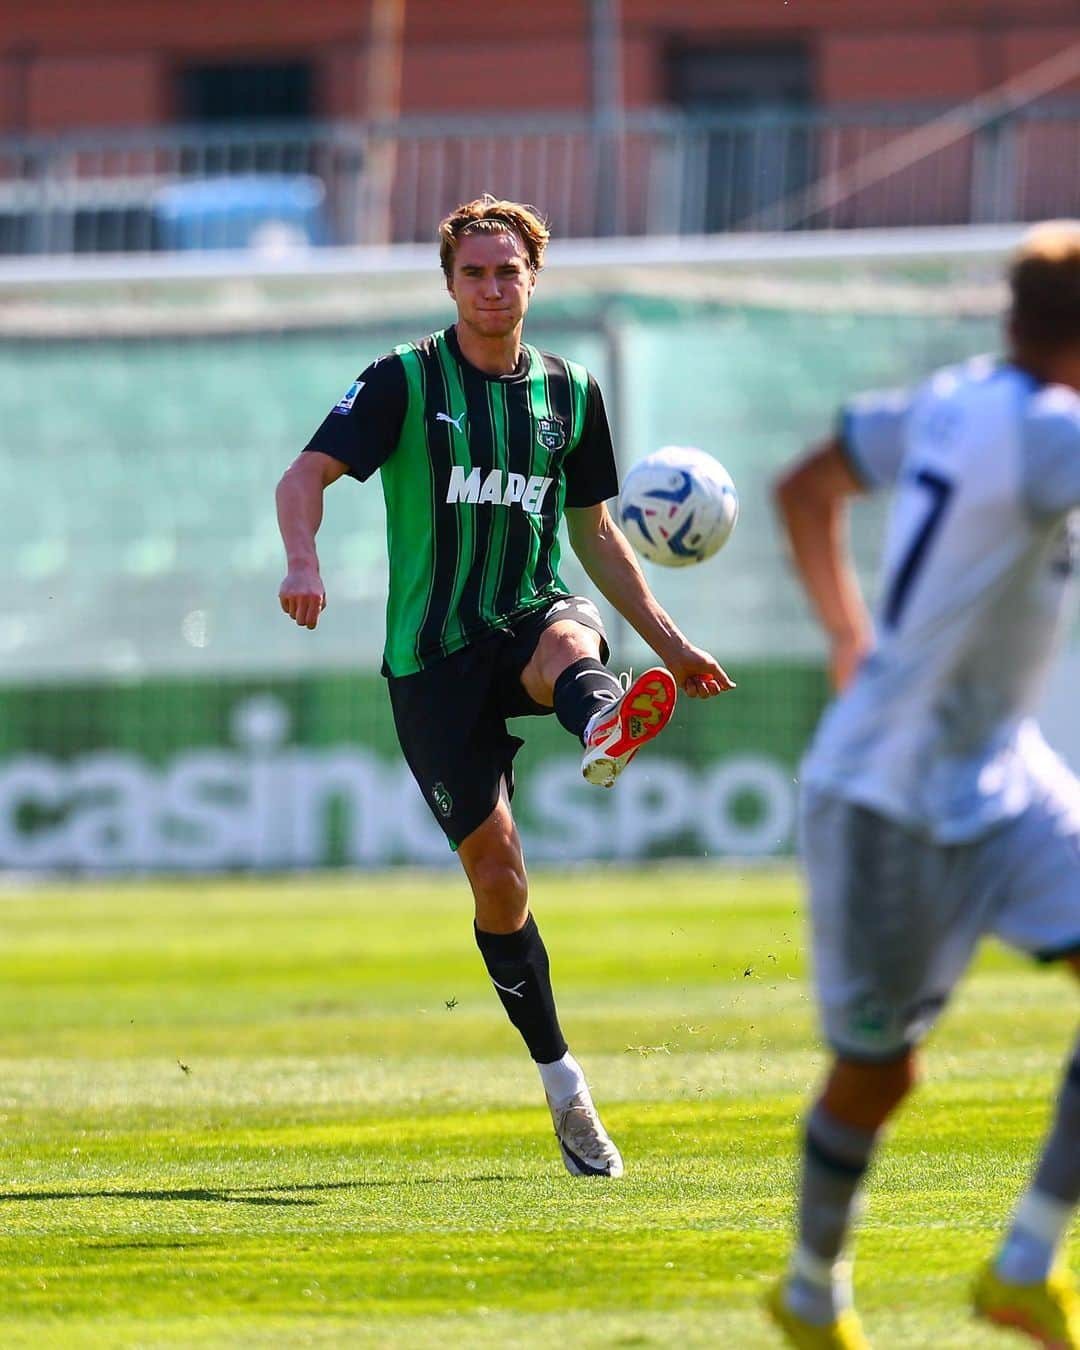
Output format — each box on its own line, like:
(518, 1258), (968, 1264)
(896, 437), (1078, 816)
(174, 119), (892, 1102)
(552, 657), (623, 742)
(474, 914), (568, 1064)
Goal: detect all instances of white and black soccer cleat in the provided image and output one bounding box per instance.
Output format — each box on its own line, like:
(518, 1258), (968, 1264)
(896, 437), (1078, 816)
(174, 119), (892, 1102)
(547, 1088), (624, 1178)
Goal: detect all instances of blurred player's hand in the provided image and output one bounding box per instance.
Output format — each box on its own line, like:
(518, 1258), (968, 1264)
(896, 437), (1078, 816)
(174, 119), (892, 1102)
(829, 631), (872, 692)
(662, 641), (735, 699)
(279, 566), (327, 630)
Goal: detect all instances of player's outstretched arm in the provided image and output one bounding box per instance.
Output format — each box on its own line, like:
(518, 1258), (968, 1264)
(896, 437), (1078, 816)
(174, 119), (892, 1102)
(773, 435), (872, 692)
(276, 450), (347, 630)
(566, 502), (734, 699)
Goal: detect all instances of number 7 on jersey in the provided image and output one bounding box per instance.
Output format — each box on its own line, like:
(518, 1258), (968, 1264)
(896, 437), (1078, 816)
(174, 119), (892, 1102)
(883, 469), (954, 628)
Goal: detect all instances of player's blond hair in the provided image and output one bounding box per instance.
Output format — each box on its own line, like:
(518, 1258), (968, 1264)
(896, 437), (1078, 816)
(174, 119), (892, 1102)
(438, 195), (550, 279)
(1009, 220), (1080, 350)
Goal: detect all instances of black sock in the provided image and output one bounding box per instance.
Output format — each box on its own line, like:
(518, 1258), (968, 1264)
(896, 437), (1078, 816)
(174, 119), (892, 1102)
(474, 914), (568, 1063)
(552, 657), (622, 742)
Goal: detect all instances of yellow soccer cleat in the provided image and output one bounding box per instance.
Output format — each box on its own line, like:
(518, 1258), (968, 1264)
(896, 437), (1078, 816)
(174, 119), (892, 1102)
(973, 1262), (1080, 1349)
(765, 1280), (871, 1349)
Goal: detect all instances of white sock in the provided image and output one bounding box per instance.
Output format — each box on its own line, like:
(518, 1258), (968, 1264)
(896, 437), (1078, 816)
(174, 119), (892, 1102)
(537, 1051), (587, 1108)
(996, 1189), (1073, 1285)
(785, 1249), (853, 1326)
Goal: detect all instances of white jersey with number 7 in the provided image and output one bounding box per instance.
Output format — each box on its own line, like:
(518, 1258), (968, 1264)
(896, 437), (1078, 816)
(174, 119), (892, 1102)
(801, 356), (1080, 843)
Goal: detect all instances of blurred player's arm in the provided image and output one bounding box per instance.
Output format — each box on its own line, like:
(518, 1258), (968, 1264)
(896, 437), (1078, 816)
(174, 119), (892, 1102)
(773, 435), (872, 692)
(566, 502), (734, 698)
(1023, 391), (1080, 516)
(276, 450), (347, 630)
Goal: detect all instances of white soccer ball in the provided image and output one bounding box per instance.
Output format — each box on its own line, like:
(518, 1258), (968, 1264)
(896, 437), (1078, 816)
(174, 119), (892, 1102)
(618, 446), (739, 567)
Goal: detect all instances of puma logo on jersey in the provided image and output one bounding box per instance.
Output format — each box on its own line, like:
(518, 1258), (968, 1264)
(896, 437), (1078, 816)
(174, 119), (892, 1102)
(446, 466), (553, 513)
(436, 410), (466, 432)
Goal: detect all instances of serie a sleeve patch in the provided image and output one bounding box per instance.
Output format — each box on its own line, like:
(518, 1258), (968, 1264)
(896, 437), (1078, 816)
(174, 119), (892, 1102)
(332, 379), (365, 415)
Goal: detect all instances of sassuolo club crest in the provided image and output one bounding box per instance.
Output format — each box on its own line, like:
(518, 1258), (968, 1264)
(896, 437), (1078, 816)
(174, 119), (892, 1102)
(536, 417), (566, 452)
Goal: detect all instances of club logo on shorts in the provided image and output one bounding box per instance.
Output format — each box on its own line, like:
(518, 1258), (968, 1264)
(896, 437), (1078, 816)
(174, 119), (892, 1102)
(849, 994), (890, 1040)
(432, 782), (453, 817)
(536, 417), (566, 452)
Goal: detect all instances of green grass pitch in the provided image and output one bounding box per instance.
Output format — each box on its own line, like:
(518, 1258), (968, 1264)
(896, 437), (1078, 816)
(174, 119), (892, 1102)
(0, 864), (1074, 1348)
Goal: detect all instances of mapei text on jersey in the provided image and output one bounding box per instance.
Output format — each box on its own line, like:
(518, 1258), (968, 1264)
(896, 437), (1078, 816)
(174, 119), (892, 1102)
(445, 466), (554, 512)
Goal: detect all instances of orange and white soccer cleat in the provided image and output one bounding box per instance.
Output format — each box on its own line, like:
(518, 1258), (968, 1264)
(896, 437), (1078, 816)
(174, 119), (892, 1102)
(581, 667), (677, 788)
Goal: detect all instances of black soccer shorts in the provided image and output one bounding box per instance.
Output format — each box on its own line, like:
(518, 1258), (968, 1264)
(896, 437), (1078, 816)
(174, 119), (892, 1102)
(386, 595), (609, 848)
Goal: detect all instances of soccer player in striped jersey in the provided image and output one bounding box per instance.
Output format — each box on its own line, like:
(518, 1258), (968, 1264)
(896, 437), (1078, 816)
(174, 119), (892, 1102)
(276, 196), (732, 1179)
(767, 222), (1080, 1349)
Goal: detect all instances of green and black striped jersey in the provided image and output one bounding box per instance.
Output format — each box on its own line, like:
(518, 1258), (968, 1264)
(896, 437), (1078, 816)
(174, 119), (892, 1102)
(305, 325), (618, 676)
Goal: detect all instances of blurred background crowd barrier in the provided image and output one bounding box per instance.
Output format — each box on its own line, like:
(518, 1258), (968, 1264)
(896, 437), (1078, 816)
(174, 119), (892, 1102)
(1, 2), (1078, 872)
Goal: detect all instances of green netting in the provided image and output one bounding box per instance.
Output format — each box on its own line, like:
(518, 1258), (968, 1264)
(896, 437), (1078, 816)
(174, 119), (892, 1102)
(0, 291), (999, 683)
(7, 247), (1070, 867)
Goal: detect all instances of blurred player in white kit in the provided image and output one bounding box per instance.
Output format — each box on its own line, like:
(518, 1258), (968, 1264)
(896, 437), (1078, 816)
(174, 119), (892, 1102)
(768, 222), (1080, 1349)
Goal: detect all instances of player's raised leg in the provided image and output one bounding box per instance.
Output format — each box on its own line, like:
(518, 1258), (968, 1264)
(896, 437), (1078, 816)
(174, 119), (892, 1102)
(458, 786), (623, 1178)
(519, 615), (678, 789)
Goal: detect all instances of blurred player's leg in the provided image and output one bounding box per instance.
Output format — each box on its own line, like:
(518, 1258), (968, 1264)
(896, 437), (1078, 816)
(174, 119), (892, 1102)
(973, 789), (1080, 1346)
(782, 1100), (875, 1326)
(999, 1035), (1080, 1284)
(772, 791), (953, 1345)
(975, 1014), (1080, 1347)
(769, 1055), (912, 1347)
(461, 787), (622, 1178)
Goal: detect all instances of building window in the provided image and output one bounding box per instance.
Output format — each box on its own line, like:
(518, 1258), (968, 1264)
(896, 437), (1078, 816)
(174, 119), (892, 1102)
(668, 43), (813, 231)
(178, 60), (314, 123)
(670, 42), (811, 111)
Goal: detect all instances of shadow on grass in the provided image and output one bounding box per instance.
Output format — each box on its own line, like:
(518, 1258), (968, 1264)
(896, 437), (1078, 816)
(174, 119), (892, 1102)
(0, 1175), (516, 1207)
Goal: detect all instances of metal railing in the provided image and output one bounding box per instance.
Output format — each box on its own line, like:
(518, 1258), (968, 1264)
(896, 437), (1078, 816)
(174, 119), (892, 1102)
(1, 100), (1079, 255)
